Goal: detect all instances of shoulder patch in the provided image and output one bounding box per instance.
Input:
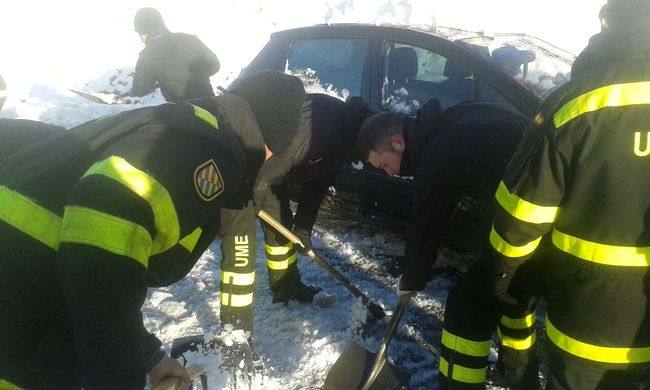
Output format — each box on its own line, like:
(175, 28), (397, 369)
(194, 159), (224, 201)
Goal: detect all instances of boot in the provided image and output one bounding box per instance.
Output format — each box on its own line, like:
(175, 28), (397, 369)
(272, 281), (322, 304)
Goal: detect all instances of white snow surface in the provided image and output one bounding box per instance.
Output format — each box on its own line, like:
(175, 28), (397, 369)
(1, 1), (597, 388)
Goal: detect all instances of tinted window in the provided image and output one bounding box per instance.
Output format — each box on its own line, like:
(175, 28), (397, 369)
(382, 41), (518, 115)
(286, 38), (367, 100)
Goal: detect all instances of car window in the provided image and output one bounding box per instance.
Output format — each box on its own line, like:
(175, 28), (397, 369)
(455, 36), (573, 100)
(285, 38), (367, 100)
(382, 41), (519, 115)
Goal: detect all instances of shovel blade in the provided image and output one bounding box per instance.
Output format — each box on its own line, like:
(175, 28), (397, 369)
(323, 342), (410, 390)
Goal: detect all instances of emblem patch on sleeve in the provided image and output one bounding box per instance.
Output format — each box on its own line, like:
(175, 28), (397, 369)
(194, 159), (224, 201)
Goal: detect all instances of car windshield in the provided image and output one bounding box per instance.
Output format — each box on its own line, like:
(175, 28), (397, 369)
(454, 34), (575, 99)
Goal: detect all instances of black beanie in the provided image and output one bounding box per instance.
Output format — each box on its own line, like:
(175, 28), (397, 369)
(134, 7), (166, 35)
(606, 0), (650, 26)
(230, 71), (305, 155)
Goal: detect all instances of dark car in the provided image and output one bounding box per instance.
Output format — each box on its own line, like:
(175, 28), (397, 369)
(231, 24), (572, 243)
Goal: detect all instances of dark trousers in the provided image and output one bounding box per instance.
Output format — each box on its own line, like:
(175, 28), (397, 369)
(438, 251), (544, 389)
(218, 204), (257, 333)
(260, 184), (302, 294)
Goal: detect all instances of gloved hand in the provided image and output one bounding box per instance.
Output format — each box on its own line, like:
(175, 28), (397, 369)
(292, 227), (313, 255)
(398, 262), (434, 293)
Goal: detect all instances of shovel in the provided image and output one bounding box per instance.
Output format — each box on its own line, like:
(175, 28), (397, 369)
(323, 292), (414, 390)
(258, 210), (386, 322)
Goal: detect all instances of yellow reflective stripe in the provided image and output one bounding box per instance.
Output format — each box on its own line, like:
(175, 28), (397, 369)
(441, 329), (490, 357)
(267, 254), (297, 270)
(190, 104), (219, 129)
(553, 230), (650, 267)
(495, 181), (558, 224)
(546, 316), (650, 364)
(83, 156), (179, 254)
(498, 328), (536, 350)
(554, 81), (650, 128)
(264, 243), (293, 256)
(60, 206), (152, 267)
(220, 292), (253, 307)
(178, 228), (202, 252)
(220, 271), (255, 286)
(0, 186), (62, 250)
(0, 379), (25, 390)
(439, 357), (487, 384)
(489, 227), (541, 258)
(500, 313), (536, 329)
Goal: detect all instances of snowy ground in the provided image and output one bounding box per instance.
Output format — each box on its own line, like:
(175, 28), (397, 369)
(142, 211), (476, 389)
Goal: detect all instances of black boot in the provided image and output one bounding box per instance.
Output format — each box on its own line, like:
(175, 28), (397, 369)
(272, 282), (322, 304)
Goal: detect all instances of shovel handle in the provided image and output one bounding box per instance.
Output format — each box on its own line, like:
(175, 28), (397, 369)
(360, 293), (414, 390)
(257, 210), (383, 316)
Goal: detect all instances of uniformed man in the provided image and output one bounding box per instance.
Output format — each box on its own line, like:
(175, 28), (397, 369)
(120, 7), (220, 103)
(356, 99), (533, 388)
(0, 71), (304, 389)
(254, 93), (373, 304)
(487, 1), (650, 388)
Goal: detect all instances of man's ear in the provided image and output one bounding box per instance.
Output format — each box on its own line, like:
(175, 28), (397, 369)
(390, 133), (406, 152)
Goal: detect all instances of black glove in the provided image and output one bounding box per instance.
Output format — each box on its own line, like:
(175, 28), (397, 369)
(399, 261), (434, 292)
(292, 227), (312, 255)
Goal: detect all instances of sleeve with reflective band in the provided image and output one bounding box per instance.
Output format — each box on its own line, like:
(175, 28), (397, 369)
(0, 185), (61, 250)
(489, 102), (571, 292)
(82, 156), (179, 254)
(545, 316), (650, 364)
(60, 206), (152, 267)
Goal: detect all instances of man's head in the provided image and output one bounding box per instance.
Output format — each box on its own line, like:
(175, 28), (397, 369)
(605, 0), (650, 28)
(492, 45), (536, 78)
(357, 111), (407, 176)
(134, 7), (168, 43)
(230, 71), (305, 156)
(599, 4), (610, 31)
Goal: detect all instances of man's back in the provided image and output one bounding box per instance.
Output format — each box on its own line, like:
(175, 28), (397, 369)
(132, 32), (220, 102)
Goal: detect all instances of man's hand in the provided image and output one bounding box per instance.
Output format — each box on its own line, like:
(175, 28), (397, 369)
(148, 355), (190, 390)
(398, 262), (434, 293)
(292, 227), (313, 255)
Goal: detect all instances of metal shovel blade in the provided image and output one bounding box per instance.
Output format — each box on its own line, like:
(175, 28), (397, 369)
(323, 342), (410, 390)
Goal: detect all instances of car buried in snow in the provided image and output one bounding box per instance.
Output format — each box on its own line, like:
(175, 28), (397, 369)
(230, 24), (574, 245)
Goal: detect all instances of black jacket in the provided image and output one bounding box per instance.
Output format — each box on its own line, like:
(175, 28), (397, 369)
(489, 17), (650, 368)
(0, 99), (257, 388)
(401, 99), (528, 290)
(0, 119), (64, 163)
(131, 32), (220, 102)
(255, 93), (371, 232)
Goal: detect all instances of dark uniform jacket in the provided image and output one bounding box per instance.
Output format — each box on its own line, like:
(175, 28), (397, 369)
(0, 97), (262, 388)
(0, 119), (65, 163)
(132, 32), (220, 102)
(400, 99), (528, 290)
(255, 94), (371, 233)
(489, 18), (650, 369)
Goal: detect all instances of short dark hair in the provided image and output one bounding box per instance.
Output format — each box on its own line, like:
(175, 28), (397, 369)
(357, 111), (406, 161)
